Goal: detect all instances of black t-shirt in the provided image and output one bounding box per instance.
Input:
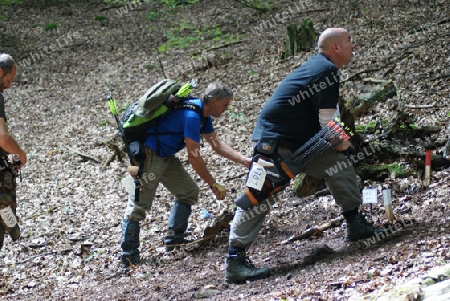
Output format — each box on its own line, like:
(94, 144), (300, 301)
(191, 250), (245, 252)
(0, 92), (6, 120)
(251, 53), (340, 152)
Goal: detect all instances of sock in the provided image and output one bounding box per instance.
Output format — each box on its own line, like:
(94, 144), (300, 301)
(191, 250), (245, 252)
(342, 207), (359, 222)
(228, 245), (245, 256)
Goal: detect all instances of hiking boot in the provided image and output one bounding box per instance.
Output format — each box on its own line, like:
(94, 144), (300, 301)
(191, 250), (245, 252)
(121, 255), (141, 268)
(345, 213), (375, 242)
(165, 237), (193, 252)
(225, 252), (270, 284)
(164, 201), (194, 251)
(120, 219), (140, 268)
(8, 224), (20, 241)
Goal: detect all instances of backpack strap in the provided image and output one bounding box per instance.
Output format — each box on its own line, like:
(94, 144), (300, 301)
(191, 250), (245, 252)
(149, 102), (206, 155)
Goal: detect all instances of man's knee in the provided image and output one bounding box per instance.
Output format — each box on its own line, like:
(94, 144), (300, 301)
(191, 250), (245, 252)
(178, 185), (199, 205)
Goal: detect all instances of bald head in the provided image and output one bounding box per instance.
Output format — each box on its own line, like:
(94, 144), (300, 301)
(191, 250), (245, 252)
(318, 28), (349, 52)
(317, 28), (355, 69)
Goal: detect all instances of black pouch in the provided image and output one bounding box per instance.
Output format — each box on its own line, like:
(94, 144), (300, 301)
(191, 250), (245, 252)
(3, 170), (14, 190)
(254, 139), (278, 156)
(128, 141), (146, 164)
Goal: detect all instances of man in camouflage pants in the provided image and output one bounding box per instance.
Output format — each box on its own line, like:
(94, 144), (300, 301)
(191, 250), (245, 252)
(0, 54), (27, 250)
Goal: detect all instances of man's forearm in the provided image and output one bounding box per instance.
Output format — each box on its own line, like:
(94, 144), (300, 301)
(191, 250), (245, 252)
(214, 142), (249, 166)
(0, 134), (24, 156)
(188, 155), (215, 187)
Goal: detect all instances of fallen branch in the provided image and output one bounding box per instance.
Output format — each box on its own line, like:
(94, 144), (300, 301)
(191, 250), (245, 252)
(232, 0), (270, 11)
(102, 152), (117, 168)
(410, 17), (450, 33)
(345, 80), (397, 117)
(191, 39), (248, 56)
(404, 102), (436, 109)
(347, 30), (450, 81)
(102, 142), (125, 168)
(362, 77), (388, 84)
(398, 33), (450, 51)
(68, 148), (102, 163)
(199, 172), (248, 192)
(344, 51), (410, 82)
(279, 217), (344, 245)
(433, 73), (449, 81)
(164, 209), (233, 248)
(224, 172), (247, 182)
(158, 54), (168, 78)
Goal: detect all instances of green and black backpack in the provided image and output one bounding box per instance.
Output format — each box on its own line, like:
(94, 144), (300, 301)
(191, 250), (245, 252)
(108, 79), (202, 164)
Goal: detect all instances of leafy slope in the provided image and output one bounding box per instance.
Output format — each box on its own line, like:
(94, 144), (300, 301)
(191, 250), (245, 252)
(0, 0), (449, 300)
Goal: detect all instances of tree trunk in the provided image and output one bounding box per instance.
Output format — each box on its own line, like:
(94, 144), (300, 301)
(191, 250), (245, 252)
(282, 19), (316, 59)
(345, 80), (397, 117)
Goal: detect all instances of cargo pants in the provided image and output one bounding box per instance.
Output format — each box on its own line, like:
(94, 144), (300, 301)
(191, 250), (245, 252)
(229, 147), (362, 249)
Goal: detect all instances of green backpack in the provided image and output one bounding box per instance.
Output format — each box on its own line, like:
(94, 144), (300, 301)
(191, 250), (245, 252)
(108, 79), (201, 164)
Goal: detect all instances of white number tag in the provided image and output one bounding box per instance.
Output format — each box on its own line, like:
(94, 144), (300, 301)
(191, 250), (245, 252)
(362, 188), (378, 204)
(246, 163), (266, 191)
(0, 206), (17, 228)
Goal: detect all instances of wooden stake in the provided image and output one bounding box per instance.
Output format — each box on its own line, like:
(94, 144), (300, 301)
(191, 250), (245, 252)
(383, 189), (394, 222)
(424, 150), (432, 186)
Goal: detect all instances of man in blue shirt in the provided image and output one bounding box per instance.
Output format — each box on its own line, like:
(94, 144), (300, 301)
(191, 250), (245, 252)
(121, 81), (251, 267)
(224, 28), (380, 284)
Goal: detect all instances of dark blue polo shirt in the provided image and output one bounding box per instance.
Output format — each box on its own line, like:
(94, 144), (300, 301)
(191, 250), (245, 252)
(251, 53), (340, 152)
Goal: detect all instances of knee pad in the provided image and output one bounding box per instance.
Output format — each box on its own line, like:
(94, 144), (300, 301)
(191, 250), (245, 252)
(235, 154), (293, 210)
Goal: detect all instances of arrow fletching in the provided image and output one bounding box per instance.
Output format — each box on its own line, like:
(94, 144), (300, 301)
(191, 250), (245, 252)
(176, 79), (197, 98)
(108, 96), (118, 116)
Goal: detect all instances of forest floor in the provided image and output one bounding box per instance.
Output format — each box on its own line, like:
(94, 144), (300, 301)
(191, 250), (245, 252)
(0, 0), (449, 300)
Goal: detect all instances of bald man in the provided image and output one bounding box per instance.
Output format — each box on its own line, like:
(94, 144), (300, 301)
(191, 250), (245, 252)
(0, 53), (26, 250)
(224, 28), (378, 284)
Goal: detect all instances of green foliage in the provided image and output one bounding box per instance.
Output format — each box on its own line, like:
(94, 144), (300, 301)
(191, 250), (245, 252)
(158, 21), (244, 52)
(0, 0), (23, 5)
(355, 119), (388, 133)
(94, 15), (107, 21)
(399, 124), (419, 130)
(162, 0), (201, 8)
(103, 0), (139, 3)
(228, 112), (247, 123)
(45, 23), (58, 31)
(282, 18), (316, 59)
(447, 112), (450, 117)
(387, 163), (407, 177)
(146, 10), (159, 20)
(227, 105), (248, 123)
(98, 120), (107, 126)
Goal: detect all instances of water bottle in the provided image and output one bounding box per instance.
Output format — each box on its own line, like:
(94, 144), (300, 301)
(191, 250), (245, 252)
(200, 209), (211, 219)
(121, 174), (135, 202)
